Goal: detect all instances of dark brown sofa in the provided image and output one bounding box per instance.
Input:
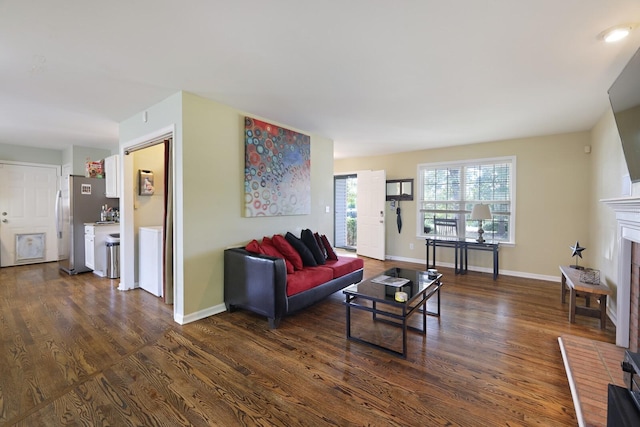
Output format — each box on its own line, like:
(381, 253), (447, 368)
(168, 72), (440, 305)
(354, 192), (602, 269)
(224, 247), (363, 328)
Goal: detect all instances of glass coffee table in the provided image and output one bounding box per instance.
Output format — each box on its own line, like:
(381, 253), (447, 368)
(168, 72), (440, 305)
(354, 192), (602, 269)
(343, 267), (443, 358)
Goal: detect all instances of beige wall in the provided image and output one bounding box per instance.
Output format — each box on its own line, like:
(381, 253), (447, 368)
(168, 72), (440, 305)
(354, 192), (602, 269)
(335, 132), (592, 279)
(589, 109), (633, 320)
(120, 91), (335, 321)
(180, 92), (334, 315)
(115, 90), (635, 330)
(133, 144), (165, 229)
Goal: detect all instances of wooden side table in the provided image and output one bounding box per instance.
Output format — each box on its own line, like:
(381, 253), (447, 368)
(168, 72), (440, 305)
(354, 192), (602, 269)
(560, 265), (611, 329)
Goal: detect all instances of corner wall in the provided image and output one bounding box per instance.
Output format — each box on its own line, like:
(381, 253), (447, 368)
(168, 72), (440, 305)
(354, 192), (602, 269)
(180, 92), (334, 317)
(120, 91), (335, 323)
(335, 132), (592, 279)
(589, 108), (635, 323)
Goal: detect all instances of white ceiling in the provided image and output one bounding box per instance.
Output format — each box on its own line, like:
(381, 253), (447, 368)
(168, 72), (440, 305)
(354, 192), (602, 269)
(2, 0), (640, 159)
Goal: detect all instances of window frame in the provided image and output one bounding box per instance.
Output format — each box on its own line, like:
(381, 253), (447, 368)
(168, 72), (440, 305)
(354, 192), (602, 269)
(416, 156), (516, 244)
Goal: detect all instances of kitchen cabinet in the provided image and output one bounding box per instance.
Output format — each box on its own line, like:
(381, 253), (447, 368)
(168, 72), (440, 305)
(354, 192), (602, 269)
(104, 154), (120, 198)
(84, 233), (95, 269)
(85, 224), (120, 276)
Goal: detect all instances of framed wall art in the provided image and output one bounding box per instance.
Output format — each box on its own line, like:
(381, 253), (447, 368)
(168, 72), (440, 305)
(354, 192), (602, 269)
(244, 117), (311, 217)
(139, 170), (155, 196)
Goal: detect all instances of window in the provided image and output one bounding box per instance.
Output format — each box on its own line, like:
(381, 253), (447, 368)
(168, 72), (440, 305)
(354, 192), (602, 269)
(417, 157), (515, 243)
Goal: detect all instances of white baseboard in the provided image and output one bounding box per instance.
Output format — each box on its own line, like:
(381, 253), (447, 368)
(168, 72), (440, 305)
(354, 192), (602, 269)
(117, 281), (137, 291)
(174, 303), (226, 325)
(194, 259), (574, 324)
(384, 255), (560, 283)
(385, 255), (432, 265)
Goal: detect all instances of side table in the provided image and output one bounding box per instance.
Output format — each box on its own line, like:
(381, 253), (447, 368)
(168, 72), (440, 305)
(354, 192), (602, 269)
(560, 265), (611, 329)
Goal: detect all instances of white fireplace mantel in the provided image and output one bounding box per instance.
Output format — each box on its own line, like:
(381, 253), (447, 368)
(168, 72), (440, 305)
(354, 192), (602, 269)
(602, 196), (640, 347)
(601, 196), (640, 210)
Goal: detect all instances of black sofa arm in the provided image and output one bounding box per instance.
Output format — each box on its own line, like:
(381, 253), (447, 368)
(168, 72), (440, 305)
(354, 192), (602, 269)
(224, 248), (288, 328)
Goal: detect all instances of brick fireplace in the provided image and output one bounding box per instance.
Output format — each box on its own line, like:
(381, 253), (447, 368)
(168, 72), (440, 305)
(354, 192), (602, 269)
(603, 197), (640, 349)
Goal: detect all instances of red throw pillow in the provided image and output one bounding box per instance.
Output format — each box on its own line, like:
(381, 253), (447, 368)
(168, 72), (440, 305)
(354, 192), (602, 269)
(314, 232), (328, 260)
(245, 239), (263, 254)
(320, 234), (338, 260)
(261, 237), (294, 274)
(272, 234), (304, 270)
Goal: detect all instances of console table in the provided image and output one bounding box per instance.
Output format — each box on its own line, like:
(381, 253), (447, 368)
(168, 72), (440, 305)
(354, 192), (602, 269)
(426, 237), (499, 280)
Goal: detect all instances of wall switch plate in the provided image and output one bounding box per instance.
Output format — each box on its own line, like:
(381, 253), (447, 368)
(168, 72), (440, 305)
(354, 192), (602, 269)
(325, 206), (330, 213)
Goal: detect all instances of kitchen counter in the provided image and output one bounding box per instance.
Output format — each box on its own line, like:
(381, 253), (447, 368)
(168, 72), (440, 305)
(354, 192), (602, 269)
(84, 223), (120, 277)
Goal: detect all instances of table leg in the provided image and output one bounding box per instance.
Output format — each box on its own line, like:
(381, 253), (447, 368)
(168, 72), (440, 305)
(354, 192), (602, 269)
(561, 274), (566, 303)
(454, 242), (459, 274)
(433, 243), (436, 269)
(493, 246), (498, 280)
(402, 307), (408, 358)
(569, 288), (576, 323)
(422, 298), (427, 334)
(462, 244), (468, 274)
(600, 295), (607, 329)
(346, 298), (351, 338)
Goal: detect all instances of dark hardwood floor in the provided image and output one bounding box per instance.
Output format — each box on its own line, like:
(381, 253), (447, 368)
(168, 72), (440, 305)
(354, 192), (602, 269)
(0, 257), (616, 426)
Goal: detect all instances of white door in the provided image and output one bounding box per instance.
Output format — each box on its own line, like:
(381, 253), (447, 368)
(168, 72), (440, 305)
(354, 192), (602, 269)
(0, 163), (59, 267)
(356, 170), (386, 260)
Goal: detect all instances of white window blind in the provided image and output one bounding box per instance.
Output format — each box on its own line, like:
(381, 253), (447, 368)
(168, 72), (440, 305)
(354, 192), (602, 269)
(417, 157), (515, 243)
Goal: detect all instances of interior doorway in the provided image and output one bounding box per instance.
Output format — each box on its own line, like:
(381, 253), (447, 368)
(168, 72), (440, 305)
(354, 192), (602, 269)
(334, 174), (357, 250)
(120, 126), (175, 318)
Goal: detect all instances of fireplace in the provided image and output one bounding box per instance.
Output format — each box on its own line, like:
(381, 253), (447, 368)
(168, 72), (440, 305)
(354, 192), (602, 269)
(603, 197), (640, 349)
(631, 243), (640, 352)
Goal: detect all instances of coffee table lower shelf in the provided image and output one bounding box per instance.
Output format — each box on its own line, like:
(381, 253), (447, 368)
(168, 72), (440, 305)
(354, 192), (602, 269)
(344, 275), (442, 359)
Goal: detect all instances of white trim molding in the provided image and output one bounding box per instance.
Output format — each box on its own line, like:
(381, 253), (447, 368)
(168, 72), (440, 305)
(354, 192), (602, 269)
(601, 196), (640, 347)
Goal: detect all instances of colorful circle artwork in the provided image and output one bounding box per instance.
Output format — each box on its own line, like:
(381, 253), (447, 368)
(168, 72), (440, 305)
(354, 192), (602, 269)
(244, 117), (310, 217)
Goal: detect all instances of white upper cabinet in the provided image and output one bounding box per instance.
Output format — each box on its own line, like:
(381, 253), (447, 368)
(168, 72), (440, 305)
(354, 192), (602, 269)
(104, 154), (120, 198)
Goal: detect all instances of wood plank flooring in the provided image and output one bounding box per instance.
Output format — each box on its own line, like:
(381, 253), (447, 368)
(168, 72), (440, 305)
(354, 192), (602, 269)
(0, 257), (617, 426)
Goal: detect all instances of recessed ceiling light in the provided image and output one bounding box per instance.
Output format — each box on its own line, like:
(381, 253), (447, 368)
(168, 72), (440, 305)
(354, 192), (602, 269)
(599, 24), (634, 43)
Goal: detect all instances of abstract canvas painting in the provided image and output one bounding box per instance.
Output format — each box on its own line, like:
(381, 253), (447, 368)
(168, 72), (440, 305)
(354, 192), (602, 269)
(244, 117), (311, 217)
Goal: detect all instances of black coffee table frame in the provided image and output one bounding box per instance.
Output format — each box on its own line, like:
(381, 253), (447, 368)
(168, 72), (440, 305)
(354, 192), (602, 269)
(343, 269), (442, 359)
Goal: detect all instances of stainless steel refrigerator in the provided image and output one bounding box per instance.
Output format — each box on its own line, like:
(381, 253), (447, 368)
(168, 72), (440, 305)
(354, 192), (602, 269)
(55, 175), (118, 274)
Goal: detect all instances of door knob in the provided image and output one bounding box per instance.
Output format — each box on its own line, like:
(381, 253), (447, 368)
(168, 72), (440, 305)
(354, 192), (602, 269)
(2, 219), (7, 223)
(1, 212), (6, 216)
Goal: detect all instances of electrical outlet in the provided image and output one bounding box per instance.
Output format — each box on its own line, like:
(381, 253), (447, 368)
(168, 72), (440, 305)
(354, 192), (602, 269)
(409, 243), (414, 250)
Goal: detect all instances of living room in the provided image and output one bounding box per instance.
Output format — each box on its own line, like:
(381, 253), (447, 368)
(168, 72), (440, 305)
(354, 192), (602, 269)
(1, 1), (639, 326)
(2, 1), (640, 424)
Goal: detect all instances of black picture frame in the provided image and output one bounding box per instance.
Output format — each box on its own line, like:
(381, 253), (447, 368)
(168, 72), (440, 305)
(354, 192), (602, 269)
(139, 170), (155, 196)
(386, 178), (413, 201)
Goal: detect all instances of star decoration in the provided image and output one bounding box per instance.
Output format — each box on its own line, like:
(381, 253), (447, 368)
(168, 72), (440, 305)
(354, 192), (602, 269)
(570, 241), (586, 258)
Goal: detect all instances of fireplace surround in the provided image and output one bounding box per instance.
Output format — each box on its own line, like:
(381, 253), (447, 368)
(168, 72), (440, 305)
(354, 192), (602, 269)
(602, 197), (640, 349)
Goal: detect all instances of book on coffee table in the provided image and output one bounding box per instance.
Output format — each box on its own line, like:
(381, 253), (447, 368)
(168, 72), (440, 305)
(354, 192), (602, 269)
(370, 275), (410, 287)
